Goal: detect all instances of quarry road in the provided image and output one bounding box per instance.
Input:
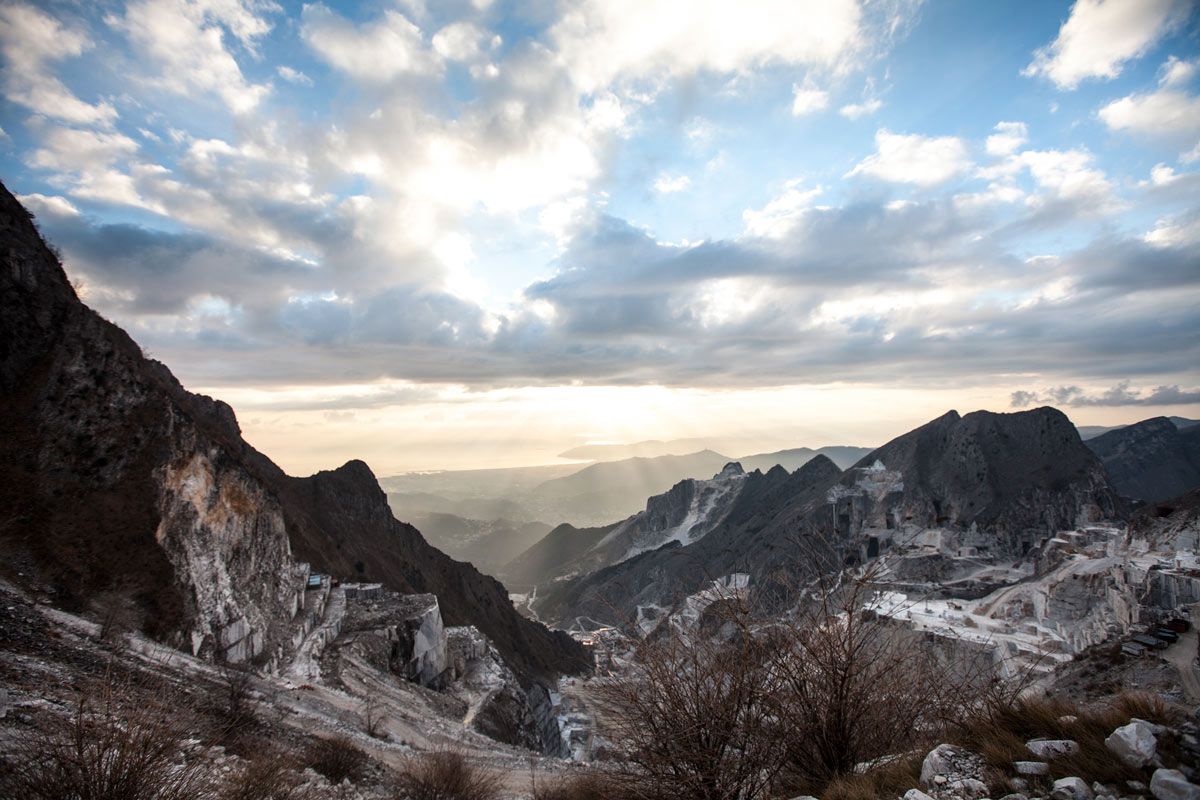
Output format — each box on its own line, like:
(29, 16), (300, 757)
(285, 586), (345, 683)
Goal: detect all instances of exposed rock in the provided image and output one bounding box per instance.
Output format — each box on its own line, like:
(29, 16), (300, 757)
(920, 743), (987, 794)
(1150, 769), (1200, 800)
(905, 790), (937, 800)
(1027, 739), (1081, 759)
(1015, 761), (1050, 775)
(0, 181), (587, 687)
(1106, 721), (1159, 768)
(1085, 418), (1200, 504)
(1052, 776), (1094, 800)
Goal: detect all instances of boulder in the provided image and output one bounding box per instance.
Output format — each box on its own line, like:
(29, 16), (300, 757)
(904, 791), (936, 800)
(921, 744), (961, 788)
(1051, 776), (1094, 800)
(1027, 739), (1081, 759)
(949, 777), (991, 799)
(1150, 769), (1200, 800)
(1015, 761), (1050, 776)
(1106, 721), (1158, 768)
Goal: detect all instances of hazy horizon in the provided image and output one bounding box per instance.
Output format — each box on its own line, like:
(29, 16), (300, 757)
(2, 0), (1197, 477)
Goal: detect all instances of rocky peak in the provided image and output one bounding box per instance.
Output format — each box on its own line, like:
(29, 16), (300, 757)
(1085, 416), (1200, 503)
(718, 461), (745, 479)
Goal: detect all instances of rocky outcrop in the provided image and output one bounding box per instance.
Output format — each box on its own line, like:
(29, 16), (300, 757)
(0, 182), (303, 658)
(1086, 417), (1200, 504)
(0, 182), (586, 684)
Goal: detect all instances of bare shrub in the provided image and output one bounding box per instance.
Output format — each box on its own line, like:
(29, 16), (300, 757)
(361, 697), (386, 739)
(220, 751), (317, 800)
(531, 768), (636, 800)
(304, 736), (365, 785)
(592, 557), (997, 800)
(394, 750), (502, 800)
(767, 573), (991, 790)
(592, 610), (784, 800)
(0, 669), (211, 800)
(94, 588), (140, 643)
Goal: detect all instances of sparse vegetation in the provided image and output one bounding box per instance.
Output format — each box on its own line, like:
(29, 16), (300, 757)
(304, 735), (366, 785)
(220, 751), (318, 800)
(393, 750), (502, 800)
(592, 560), (1000, 800)
(0, 669), (211, 800)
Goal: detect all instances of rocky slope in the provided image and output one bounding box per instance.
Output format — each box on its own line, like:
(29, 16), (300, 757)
(537, 408), (1126, 629)
(0, 182), (584, 682)
(1085, 416), (1200, 504)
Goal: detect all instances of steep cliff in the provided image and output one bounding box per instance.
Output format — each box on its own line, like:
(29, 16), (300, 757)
(1085, 417), (1200, 504)
(0, 182), (585, 680)
(0, 183), (303, 660)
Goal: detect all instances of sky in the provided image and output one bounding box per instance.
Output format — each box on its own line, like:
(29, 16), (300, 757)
(1, 0), (1199, 475)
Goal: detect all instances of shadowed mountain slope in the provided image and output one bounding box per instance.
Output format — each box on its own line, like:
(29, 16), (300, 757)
(0, 182), (585, 681)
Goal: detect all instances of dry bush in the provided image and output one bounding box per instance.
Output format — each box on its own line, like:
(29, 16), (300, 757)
(393, 751), (502, 800)
(304, 736), (366, 785)
(531, 769), (635, 800)
(592, 609), (785, 800)
(220, 751), (317, 800)
(0, 669), (211, 800)
(593, 557), (998, 800)
(821, 754), (923, 800)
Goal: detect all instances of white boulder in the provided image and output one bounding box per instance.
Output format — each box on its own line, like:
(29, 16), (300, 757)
(903, 790), (936, 800)
(1015, 761), (1050, 776)
(1027, 739), (1080, 759)
(1150, 769), (1200, 800)
(921, 744), (961, 788)
(1051, 776), (1094, 800)
(1105, 720), (1158, 768)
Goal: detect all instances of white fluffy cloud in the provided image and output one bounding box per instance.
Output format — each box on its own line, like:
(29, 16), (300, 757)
(1024, 0), (1186, 90)
(986, 121), (1028, 156)
(0, 3), (117, 125)
(1099, 58), (1200, 160)
(301, 4), (440, 81)
(791, 82), (829, 115)
(550, 0), (864, 93)
(839, 98), (882, 119)
(847, 130), (970, 186)
(110, 0), (277, 114)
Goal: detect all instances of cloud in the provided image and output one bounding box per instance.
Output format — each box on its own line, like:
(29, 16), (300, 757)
(276, 65), (313, 86)
(108, 0), (277, 114)
(1011, 382), (1200, 407)
(791, 82), (829, 115)
(653, 174), (691, 193)
(549, 0), (867, 93)
(0, 2), (118, 125)
(301, 4), (440, 81)
(839, 98), (882, 119)
(1099, 59), (1200, 160)
(986, 121), (1028, 156)
(847, 130), (970, 185)
(1024, 0), (1188, 90)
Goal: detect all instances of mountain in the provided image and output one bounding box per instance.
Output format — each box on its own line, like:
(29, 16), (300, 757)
(1076, 416), (1199, 440)
(0, 182), (585, 681)
(738, 445), (871, 473)
(1084, 417), (1200, 504)
(536, 408), (1124, 628)
(557, 436), (784, 461)
(398, 511), (552, 576)
(500, 521), (620, 589)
